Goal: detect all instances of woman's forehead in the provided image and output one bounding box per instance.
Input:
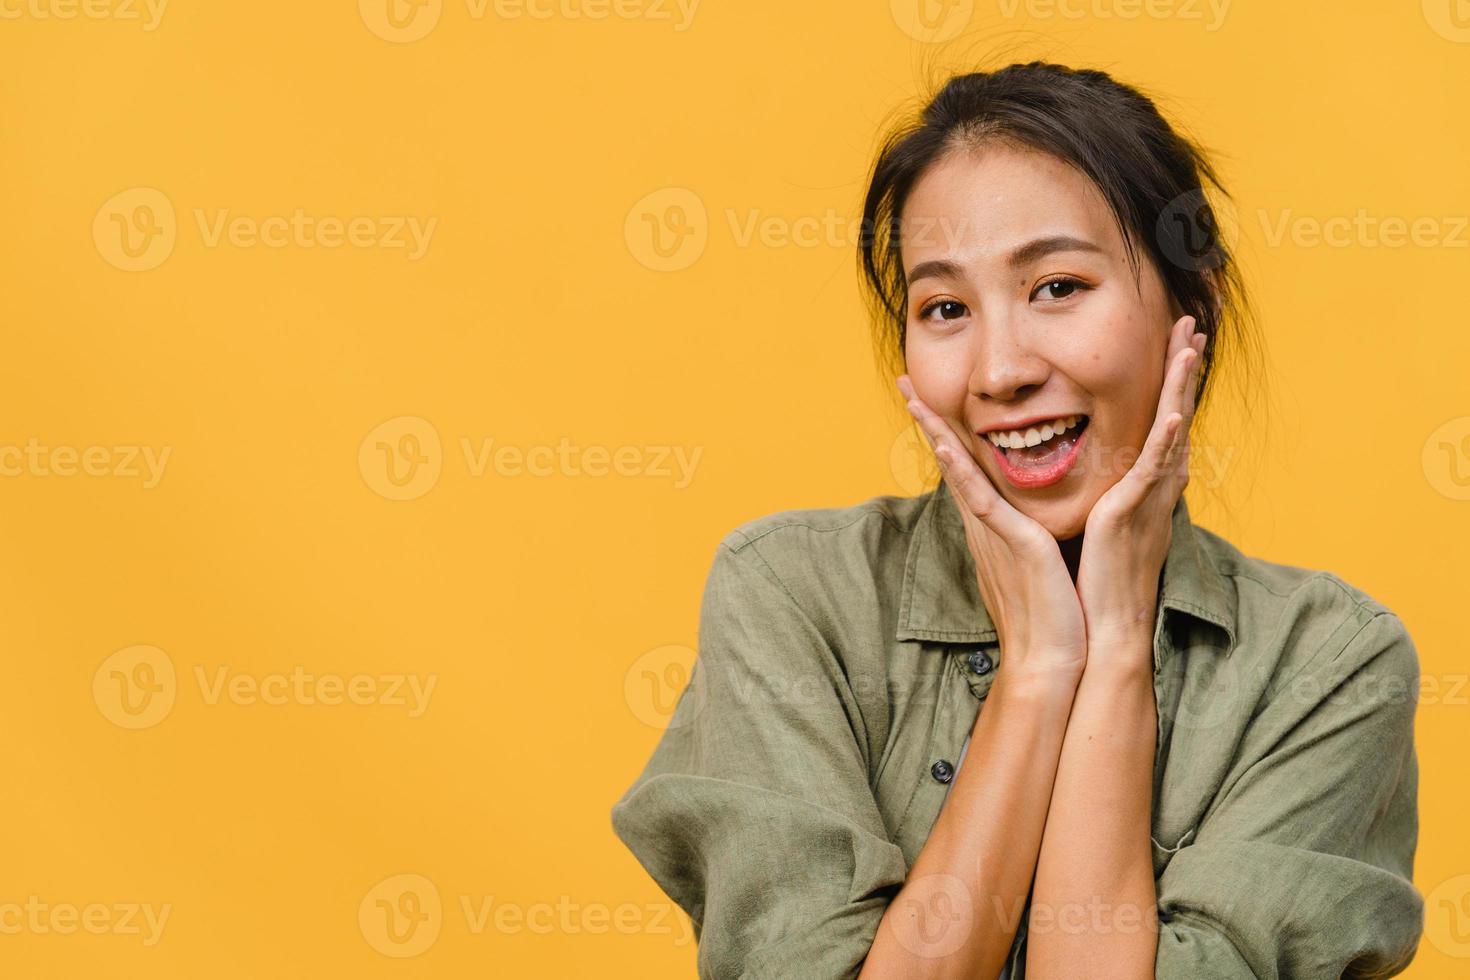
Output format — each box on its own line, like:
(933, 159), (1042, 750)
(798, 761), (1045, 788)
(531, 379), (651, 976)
(900, 146), (1122, 262)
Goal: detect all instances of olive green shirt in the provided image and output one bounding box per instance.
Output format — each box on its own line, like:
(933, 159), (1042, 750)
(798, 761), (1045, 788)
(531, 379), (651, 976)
(610, 481), (1423, 978)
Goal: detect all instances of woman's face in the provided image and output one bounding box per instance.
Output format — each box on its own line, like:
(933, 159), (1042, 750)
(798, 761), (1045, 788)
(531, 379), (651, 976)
(900, 140), (1184, 541)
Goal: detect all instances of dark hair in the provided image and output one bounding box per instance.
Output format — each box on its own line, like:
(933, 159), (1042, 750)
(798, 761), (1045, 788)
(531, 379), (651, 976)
(858, 60), (1259, 429)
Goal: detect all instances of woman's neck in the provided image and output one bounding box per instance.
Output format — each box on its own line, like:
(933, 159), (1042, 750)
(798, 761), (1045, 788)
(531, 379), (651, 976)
(1058, 533), (1083, 584)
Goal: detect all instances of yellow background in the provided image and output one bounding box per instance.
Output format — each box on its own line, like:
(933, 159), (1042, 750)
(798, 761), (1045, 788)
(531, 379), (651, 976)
(2, 0), (1468, 976)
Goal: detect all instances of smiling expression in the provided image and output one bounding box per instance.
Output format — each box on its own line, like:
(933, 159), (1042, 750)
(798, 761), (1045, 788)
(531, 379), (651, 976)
(901, 140), (1184, 540)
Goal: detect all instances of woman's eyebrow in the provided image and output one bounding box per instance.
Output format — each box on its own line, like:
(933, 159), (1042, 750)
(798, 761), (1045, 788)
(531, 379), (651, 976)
(905, 235), (1104, 284)
(1007, 234), (1104, 269)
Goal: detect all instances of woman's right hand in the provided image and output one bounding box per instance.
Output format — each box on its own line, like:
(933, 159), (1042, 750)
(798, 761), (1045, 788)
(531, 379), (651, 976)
(898, 375), (1089, 682)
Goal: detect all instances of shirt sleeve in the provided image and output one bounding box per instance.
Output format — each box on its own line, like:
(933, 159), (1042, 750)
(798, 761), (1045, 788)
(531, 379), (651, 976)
(1153, 610), (1424, 979)
(610, 534), (909, 980)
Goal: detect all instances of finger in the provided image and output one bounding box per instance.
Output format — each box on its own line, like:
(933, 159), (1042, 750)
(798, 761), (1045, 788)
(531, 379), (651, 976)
(1158, 341), (1199, 441)
(1181, 327), (1205, 428)
(1172, 332), (1204, 477)
(1172, 423), (1193, 490)
(897, 378), (1032, 541)
(1164, 326), (1205, 485)
(1163, 314), (1195, 377)
(1128, 316), (1197, 484)
(1164, 318), (1205, 436)
(1160, 345), (1199, 472)
(898, 375), (969, 456)
(1108, 346), (1197, 510)
(938, 445), (1056, 557)
(1121, 410), (1187, 513)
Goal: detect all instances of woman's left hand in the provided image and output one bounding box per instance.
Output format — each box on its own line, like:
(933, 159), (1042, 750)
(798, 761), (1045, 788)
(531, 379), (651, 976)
(1074, 314), (1206, 659)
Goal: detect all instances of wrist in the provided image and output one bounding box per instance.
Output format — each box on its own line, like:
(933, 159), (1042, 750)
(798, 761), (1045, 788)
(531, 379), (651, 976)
(1087, 625), (1154, 653)
(991, 660), (1083, 705)
(1081, 651), (1156, 694)
(1085, 608), (1157, 647)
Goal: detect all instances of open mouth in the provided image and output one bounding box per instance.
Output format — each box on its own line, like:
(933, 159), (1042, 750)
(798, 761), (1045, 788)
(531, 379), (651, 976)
(986, 414), (1090, 466)
(982, 415), (1091, 488)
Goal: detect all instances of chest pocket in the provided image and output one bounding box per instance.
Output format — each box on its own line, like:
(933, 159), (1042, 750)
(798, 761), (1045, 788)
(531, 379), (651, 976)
(875, 643), (1001, 870)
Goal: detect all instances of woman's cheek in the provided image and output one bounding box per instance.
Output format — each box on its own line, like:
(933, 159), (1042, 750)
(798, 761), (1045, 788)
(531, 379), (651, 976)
(906, 341), (974, 416)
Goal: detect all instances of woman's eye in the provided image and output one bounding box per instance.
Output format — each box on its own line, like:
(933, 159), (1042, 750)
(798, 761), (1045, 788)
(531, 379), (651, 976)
(919, 299), (968, 321)
(1034, 277), (1087, 301)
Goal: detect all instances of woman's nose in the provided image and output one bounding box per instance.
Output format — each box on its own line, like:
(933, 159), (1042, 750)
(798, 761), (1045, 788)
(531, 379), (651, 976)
(967, 317), (1050, 401)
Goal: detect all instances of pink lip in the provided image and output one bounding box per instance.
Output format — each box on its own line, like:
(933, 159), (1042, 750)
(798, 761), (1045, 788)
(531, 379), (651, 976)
(979, 412), (1084, 436)
(986, 424), (1087, 490)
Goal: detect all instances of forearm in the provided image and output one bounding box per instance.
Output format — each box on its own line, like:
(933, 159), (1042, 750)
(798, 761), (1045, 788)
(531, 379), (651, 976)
(860, 666), (1079, 980)
(1026, 636), (1159, 979)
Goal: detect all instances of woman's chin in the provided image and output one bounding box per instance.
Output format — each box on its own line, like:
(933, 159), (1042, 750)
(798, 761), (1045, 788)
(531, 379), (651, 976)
(1010, 496), (1090, 542)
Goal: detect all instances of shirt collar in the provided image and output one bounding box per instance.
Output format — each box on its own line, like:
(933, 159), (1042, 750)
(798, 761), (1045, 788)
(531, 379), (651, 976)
(895, 479), (1236, 667)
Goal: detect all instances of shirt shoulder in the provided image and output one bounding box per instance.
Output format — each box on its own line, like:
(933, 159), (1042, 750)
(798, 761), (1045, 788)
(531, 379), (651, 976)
(1195, 522), (1396, 617)
(712, 490), (933, 648)
(719, 490), (927, 551)
(1190, 522), (1416, 685)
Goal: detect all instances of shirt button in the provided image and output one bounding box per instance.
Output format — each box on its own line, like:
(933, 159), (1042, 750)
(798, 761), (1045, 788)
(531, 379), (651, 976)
(931, 759), (955, 784)
(967, 650), (994, 675)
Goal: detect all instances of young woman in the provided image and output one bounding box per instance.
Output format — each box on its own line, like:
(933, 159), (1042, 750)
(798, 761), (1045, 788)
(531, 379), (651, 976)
(611, 61), (1423, 979)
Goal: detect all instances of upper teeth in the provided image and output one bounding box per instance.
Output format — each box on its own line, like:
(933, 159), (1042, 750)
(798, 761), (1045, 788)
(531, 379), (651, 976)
(986, 415), (1083, 449)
